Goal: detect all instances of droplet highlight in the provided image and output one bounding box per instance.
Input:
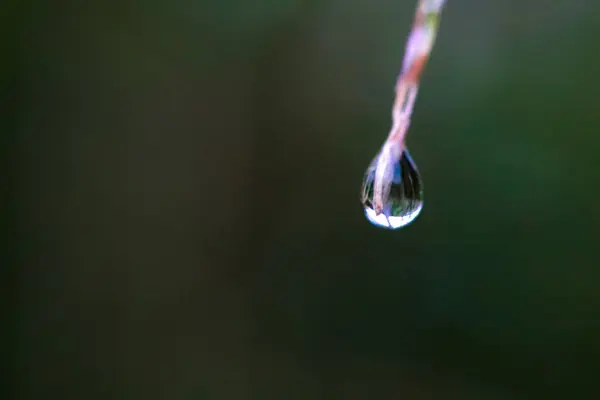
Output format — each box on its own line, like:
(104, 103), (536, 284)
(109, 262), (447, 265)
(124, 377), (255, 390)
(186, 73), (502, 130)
(361, 149), (423, 229)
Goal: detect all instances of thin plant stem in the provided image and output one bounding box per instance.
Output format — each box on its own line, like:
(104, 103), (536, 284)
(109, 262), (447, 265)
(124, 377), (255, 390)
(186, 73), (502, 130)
(372, 0), (446, 215)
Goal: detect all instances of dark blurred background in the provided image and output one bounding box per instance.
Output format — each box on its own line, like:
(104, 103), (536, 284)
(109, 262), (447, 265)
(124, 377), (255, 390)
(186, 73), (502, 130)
(5, 0), (600, 398)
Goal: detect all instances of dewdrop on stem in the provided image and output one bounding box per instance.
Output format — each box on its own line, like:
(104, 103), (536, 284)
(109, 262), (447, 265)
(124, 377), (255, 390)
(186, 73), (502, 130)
(360, 0), (445, 229)
(361, 145), (423, 229)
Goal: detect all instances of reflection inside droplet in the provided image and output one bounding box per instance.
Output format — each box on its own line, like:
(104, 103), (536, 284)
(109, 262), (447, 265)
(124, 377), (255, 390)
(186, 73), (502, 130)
(361, 148), (424, 229)
(363, 202), (423, 229)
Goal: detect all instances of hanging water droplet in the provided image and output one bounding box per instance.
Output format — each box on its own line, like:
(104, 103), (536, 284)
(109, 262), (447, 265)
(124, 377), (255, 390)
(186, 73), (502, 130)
(361, 148), (423, 229)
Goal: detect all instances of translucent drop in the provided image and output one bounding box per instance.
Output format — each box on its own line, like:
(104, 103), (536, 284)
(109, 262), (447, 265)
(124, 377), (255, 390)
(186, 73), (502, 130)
(361, 149), (423, 229)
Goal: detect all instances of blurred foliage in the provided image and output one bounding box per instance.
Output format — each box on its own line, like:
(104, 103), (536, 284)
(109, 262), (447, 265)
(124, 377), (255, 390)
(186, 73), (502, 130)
(6, 0), (600, 398)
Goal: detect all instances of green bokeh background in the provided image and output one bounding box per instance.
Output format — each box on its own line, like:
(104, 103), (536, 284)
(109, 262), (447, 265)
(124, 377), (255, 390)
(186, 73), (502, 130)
(6, 0), (600, 398)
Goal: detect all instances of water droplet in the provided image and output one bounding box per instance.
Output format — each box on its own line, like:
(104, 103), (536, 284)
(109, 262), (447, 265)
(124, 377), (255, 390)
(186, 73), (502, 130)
(361, 148), (423, 229)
